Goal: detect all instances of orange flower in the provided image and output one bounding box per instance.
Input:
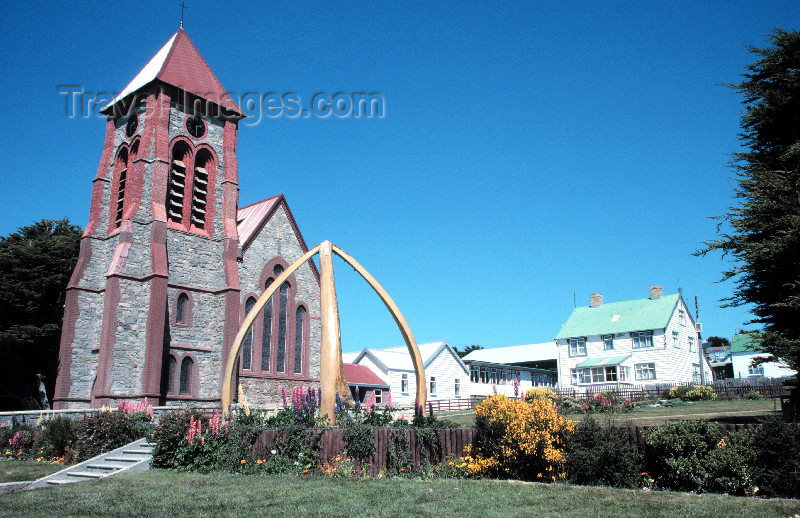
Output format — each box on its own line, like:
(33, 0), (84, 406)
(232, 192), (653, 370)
(240, 459), (247, 464)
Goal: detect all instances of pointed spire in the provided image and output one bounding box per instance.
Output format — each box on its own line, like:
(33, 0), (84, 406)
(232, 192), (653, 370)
(101, 29), (242, 117)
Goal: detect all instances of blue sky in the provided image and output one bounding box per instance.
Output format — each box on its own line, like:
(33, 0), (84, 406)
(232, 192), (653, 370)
(1, 1), (798, 352)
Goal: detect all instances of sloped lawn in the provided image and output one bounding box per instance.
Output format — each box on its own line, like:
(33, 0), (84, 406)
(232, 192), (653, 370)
(0, 461), (65, 483)
(0, 470), (797, 517)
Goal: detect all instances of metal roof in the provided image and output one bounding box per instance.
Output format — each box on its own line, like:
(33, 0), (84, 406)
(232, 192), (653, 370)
(102, 29), (242, 116)
(576, 355), (631, 368)
(343, 363), (389, 388)
(236, 196), (281, 247)
(461, 342), (558, 364)
(730, 332), (764, 354)
(555, 294), (681, 340)
(354, 342), (468, 373)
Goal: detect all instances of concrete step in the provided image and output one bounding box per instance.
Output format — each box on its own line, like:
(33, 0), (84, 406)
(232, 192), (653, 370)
(46, 480), (75, 485)
(105, 456), (139, 462)
(66, 471), (103, 479)
(86, 464), (124, 471)
(122, 449), (151, 455)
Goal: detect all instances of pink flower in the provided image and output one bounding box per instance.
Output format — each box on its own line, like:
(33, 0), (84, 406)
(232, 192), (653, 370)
(186, 416), (197, 445)
(210, 413), (220, 437)
(386, 391), (393, 408)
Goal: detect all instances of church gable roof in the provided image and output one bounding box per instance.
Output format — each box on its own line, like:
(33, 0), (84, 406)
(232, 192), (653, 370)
(102, 29), (242, 116)
(236, 195), (319, 280)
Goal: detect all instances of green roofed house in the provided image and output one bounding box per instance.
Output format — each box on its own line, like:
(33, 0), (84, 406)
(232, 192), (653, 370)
(730, 332), (796, 379)
(554, 286), (712, 391)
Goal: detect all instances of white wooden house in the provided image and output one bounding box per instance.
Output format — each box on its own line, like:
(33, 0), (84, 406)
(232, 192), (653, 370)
(730, 332), (796, 379)
(554, 287), (712, 391)
(351, 342), (469, 406)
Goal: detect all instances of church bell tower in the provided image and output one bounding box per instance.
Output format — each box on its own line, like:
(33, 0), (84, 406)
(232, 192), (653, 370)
(53, 29), (244, 409)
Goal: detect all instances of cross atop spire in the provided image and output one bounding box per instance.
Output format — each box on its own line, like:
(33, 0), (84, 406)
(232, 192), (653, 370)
(179, 0), (187, 29)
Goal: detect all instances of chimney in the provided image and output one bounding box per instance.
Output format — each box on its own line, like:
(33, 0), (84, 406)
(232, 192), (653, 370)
(649, 286), (663, 299)
(590, 293), (603, 307)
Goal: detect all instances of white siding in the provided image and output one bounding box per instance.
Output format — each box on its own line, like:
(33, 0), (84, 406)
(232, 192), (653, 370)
(731, 352), (796, 379)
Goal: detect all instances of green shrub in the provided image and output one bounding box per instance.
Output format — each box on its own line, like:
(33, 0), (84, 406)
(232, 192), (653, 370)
(38, 416), (78, 458)
(747, 418), (800, 498)
(701, 431), (756, 495)
(558, 398), (583, 414)
(566, 416), (642, 488)
(75, 411), (153, 460)
(744, 391), (764, 400)
(668, 385), (717, 401)
(524, 388), (557, 403)
(342, 420), (374, 463)
(150, 411), (207, 469)
(644, 420), (722, 491)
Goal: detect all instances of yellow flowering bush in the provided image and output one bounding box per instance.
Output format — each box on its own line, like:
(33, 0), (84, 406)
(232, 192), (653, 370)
(524, 387), (557, 403)
(461, 395), (574, 481)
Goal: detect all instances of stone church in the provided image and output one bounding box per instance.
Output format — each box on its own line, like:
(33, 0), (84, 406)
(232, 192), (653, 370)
(53, 29), (321, 409)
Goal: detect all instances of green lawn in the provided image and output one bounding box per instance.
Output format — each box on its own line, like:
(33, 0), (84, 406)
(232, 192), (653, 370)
(439, 398), (779, 427)
(0, 461), (65, 483)
(0, 470), (797, 517)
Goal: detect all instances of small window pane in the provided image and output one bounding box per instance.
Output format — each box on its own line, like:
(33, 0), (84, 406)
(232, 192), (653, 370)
(166, 356), (176, 394)
(276, 281), (289, 372)
(262, 278), (274, 371)
(179, 357), (193, 394)
(176, 293), (188, 323)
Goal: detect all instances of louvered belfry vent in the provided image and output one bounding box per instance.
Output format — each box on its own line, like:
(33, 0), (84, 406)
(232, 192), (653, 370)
(168, 144), (189, 224)
(191, 150), (211, 230)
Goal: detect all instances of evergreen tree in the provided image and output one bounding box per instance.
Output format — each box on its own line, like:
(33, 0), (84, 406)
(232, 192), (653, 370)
(699, 30), (800, 379)
(0, 219), (81, 409)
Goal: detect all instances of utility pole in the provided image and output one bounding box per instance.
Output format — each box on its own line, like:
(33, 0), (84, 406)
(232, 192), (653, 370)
(695, 295), (706, 384)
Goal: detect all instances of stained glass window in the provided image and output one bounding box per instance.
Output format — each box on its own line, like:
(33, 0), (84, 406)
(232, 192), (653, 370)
(276, 281), (289, 373)
(262, 278), (274, 371)
(294, 306), (306, 374)
(242, 297), (255, 370)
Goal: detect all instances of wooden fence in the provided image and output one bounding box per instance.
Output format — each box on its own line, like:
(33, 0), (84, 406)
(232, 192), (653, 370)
(554, 380), (790, 402)
(252, 424), (760, 476)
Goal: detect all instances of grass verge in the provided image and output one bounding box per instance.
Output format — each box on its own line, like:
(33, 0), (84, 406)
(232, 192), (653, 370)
(0, 470), (798, 517)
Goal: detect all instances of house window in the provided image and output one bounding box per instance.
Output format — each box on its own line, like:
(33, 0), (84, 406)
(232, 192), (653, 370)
(374, 390), (382, 404)
(261, 278), (274, 371)
(241, 297), (255, 370)
(276, 281), (289, 373)
(570, 369), (578, 385)
(179, 357), (194, 394)
(294, 306), (306, 374)
(490, 369), (497, 384)
(619, 366), (631, 381)
(470, 366), (479, 383)
(480, 367), (488, 384)
(602, 334), (614, 350)
(591, 367), (605, 383)
(631, 331), (654, 349)
(693, 364), (701, 384)
(748, 364), (764, 376)
(190, 149), (212, 230)
(113, 147), (129, 228)
(166, 355), (176, 394)
(679, 309), (686, 326)
(673, 330), (680, 348)
(688, 336), (696, 352)
(430, 376), (437, 396)
(176, 293), (189, 324)
(401, 373), (409, 394)
(579, 369), (592, 384)
(455, 378), (461, 397)
(604, 366), (618, 381)
(634, 363), (657, 380)
(568, 337), (587, 357)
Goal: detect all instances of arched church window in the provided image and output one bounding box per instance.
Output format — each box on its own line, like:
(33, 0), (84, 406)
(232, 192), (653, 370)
(113, 147), (129, 228)
(294, 306), (306, 374)
(176, 292), (189, 324)
(242, 297), (255, 371)
(191, 149), (212, 230)
(276, 280), (289, 373)
(261, 278), (274, 371)
(166, 355), (176, 395)
(167, 142), (191, 225)
(179, 357), (193, 395)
